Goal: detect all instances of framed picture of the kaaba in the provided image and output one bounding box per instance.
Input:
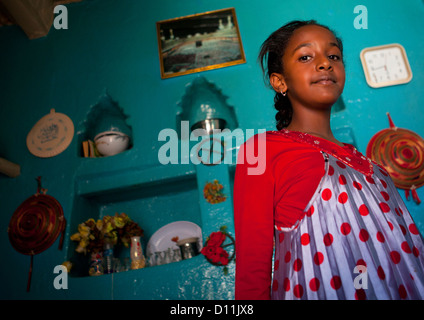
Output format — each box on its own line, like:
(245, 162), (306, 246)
(156, 8), (246, 79)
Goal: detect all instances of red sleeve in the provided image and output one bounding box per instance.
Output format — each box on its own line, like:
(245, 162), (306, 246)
(233, 132), (324, 300)
(234, 133), (274, 300)
(272, 139), (325, 229)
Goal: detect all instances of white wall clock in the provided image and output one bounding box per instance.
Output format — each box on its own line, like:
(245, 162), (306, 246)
(360, 43), (413, 88)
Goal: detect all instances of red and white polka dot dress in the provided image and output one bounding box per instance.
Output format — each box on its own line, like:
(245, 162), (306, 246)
(271, 131), (424, 300)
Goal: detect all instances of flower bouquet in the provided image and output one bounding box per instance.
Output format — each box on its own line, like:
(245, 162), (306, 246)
(203, 179), (227, 204)
(70, 212), (143, 254)
(201, 226), (235, 275)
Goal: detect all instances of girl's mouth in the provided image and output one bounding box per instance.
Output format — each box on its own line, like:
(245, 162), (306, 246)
(312, 75), (336, 85)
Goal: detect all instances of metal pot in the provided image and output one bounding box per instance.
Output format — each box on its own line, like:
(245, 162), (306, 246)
(176, 237), (199, 260)
(191, 118), (227, 136)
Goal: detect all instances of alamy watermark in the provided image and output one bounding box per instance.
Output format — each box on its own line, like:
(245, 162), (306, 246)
(53, 265), (68, 290)
(353, 5), (368, 29)
(53, 5), (68, 30)
(53, 4), (369, 31)
(353, 265), (368, 290)
(157, 121), (266, 175)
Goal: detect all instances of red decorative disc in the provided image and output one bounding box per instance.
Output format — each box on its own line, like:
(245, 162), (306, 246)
(366, 127), (424, 190)
(8, 194), (65, 255)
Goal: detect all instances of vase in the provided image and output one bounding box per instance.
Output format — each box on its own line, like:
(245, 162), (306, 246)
(88, 251), (104, 276)
(130, 236), (145, 269)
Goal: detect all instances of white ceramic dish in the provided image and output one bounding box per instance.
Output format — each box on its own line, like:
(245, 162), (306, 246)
(94, 131), (129, 156)
(146, 221), (202, 256)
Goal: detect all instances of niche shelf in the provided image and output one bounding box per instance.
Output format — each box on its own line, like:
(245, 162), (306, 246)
(176, 77), (239, 138)
(67, 169), (202, 277)
(78, 92), (133, 158)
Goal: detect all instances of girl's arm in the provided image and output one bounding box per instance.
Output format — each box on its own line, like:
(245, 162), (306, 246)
(234, 134), (274, 300)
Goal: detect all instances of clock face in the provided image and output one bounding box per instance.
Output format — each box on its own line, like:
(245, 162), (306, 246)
(360, 44), (412, 88)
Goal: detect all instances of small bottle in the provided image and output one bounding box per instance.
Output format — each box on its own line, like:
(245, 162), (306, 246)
(130, 236), (146, 269)
(103, 242), (114, 274)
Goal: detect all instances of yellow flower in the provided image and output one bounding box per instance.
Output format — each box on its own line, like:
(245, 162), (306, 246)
(62, 261), (72, 272)
(70, 233), (81, 241)
(78, 224), (91, 238)
(104, 221), (113, 234)
(114, 216), (125, 228)
(106, 231), (118, 245)
(96, 219), (103, 231)
(75, 244), (85, 253)
(123, 240), (130, 248)
(103, 216), (112, 224)
(80, 238), (89, 248)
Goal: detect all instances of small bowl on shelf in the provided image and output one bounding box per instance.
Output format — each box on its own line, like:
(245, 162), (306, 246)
(94, 131), (130, 156)
(176, 237), (199, 260)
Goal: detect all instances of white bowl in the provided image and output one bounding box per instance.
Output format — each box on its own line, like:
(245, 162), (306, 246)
(94, 131), (130, 156)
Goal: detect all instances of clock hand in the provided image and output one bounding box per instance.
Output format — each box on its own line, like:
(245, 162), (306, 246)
(372, 55), (388, 72)
(372, 65), (386, 71)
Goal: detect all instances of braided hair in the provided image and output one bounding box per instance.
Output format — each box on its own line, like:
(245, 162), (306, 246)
(258, 20), (343, 130)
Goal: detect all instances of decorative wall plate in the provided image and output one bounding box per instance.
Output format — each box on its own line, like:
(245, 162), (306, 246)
(9, 193), (65, 255)
(366, 113), (424, 204)
(26, 109), (74, 158)
(8, 177), (66, 291)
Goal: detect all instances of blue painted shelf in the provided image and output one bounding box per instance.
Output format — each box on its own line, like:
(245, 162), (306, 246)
(63, 132), (241, 299)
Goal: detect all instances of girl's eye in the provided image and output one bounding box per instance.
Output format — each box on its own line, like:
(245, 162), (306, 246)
(299, 55), (311, 62)
(329, 54), (341, 61)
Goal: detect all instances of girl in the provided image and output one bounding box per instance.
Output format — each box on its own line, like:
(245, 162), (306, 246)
(234, 20), (424, 300)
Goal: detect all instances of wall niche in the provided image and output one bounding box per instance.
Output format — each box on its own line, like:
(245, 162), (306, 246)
(176, 77), (239, 139)
(78, 92), (133, 158)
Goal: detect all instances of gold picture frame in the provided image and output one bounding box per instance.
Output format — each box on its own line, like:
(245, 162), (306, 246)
(156, 8), (246, 79)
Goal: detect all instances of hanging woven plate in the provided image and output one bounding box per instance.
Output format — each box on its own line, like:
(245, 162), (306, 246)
(8, 177), (66, 291)
(26, 109), (74, 158)
(366, 113), (424, 204)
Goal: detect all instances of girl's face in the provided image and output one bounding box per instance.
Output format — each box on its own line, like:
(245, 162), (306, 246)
(272, 25), (345, 110)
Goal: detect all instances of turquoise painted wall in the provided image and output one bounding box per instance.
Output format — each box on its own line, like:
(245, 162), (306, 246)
(0, 0), (423, 300)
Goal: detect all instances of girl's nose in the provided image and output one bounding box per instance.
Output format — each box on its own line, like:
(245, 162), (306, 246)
(316, 57), (332, 71)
